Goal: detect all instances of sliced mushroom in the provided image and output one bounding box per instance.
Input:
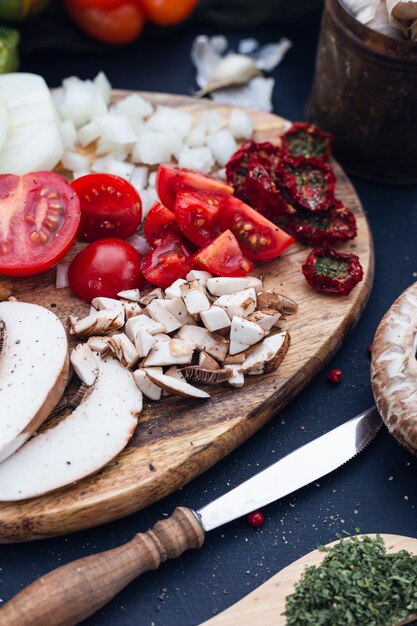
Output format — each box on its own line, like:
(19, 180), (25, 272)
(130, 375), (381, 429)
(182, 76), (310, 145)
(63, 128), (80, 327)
(106, 333), (139, 368)
(241, 331), (290, 375)
(69, 310), (124, 337)
(91, 297), (125, 325)
(224, 364), (245, 388)
(200, 305), (231, 333)
(199, 351), (220, 371)
(186, 270), (212, 286)
(146, 371), (210, 399)
(165, 365), (186, 381)
(245, 276), (263, 294)
(169, 338), (196, 356)
(125, 314), (165, 341)
(176, 325), (229, 362)
(223, 352), (246, 365)
(146, 299), (182, 333)
(229, 340), (250, 355)
(70, 344), (98, 386)
(165, 278), (187, 299)
(139, 288), (164, 306)
(117, 289), (140, 302)
(0, 302), (69, 463)
(257, 291), (298, 315)
(0, 356), (142, 501)
(144, 338), (194, 367)
(230, 316), (264, 350)
(122, 301), (142, 320)
(180, 281), (211, 316)
(213, 288), (256, 320)
(133, 367), (162, 401)
(180, 366), (232, 385)
(371, 285), (417, 455)
(87, 335), (110, 356)
(165, 296), (196, 326)
(134, 328), (157, 358)
(206, 277), (249, 296)
(246, 310), (283, 332)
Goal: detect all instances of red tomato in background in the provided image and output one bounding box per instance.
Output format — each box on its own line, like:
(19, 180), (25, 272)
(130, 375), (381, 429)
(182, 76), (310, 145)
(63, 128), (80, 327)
(193, 230), (253, 277)
(144, 202), (179, 247)
(174, 189), (224, 247)
(65, 0), (145, 44)
(68, 238), (144, 302)
(140, 0), (198, 25)
(156, 164), (233, 211)
(71, 173), (142, 242)
(219, 196), (295, 262)
(141, 235), (193, 288)
(0, 172), (80, 277)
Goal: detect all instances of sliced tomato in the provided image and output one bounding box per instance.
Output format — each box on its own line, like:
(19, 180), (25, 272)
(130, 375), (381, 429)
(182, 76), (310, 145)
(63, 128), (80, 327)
(0, 172), (81, 277)
(175, 189), (225, 247)
(219, 196), (295, 262)
(68, 238), (144, 302)
(156, 163), (233, 211)
(71, 173), (142, 242)
(193, 230), (253, 277)
(144, 202), (179, 246)
(141, 235), (193, 289)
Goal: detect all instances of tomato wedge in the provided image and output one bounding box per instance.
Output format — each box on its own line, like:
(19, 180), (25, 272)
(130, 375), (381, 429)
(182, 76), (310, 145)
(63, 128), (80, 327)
(156, 164), (233, 211)
(219, 196), (295, 262)
(71, 173), (142, 242)
(175, 189), (224, 247)
(144, 202), (179, 246)
(0, 172), (81, 277)
(141, 235), (193, 289)
(193, 230), (253, 277)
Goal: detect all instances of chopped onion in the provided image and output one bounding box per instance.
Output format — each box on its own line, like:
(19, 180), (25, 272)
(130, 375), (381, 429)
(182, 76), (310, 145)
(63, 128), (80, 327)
(229, 108), (253, 140)
(59, 77), (106, 128)
(56, 263), (70, 289)
(60, 119), (77, 150)
(146, 105), (193, 139)
(126, 233), (151, 255)
(206, 129), (237, 167)
(63, 151), (90, 172)
(140, 187), (158, 218)
(111, 93), (153, 119)
(177, 146), (214, 173)
(77, 121), (100, 147)
(148, 171), (156, 188)
(199, 110), (226, 133)
(185, 123), (206, 148)
(94, 114), (138, 145)
(93, 71), (112, 106)
(132, 129), (183, 165)
(130, 166), (149, 190)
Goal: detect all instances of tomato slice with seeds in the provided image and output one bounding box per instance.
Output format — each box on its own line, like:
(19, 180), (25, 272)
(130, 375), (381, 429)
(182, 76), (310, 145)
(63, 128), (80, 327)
(156, 163), (233, 211)
(71, 173), (142, 242)
(193, 230), (253, 277)
(144, 202), (180, 246)
(0, 172), (81, 277)
(175, 189), (224, 247)
(141, 235), (193, 289)
(219, 196), (294, 262)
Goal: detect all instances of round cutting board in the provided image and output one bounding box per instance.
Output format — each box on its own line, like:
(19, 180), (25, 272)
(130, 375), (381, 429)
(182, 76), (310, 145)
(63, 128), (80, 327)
(201, 534), (417, 626)
(0, 92), (374, 542)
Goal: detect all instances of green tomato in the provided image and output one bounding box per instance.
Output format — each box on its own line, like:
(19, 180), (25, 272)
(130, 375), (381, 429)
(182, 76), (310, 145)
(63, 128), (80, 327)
(0, 27), (19, 74)
(0, 0), (50, 21)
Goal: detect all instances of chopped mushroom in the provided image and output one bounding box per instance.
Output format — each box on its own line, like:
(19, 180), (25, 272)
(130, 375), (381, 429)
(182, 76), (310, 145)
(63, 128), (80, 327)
(206, 277), (249, 296)
(186, 270), (212, 286)
(70, 343), (98, 386)
(165, 296), (197, 326)
(245, 276), (263, 293)
(165, 278), (187, 299)
(91, 297), (125, 325)
(213, 288), (257, 319)
(125, 314), (165, 341)
(146, 299), (182, 333)
(180, 366), (232, 385)
(199, 351), (220, 370)
(139, 288), (164, 306)
(180, 281), (211, 316)
(257, 291), (298, 315)
(224, 364), (245, 388)
(134, 328), (157, 358)
(200, 306), (231, 333)
(246, 310), (283, 332)
(106, 333), (139, 368)
(69, 310), (124, 337)
(176, 325), (229, 362)
(117, 289), (140, 302)
(223, 352), (246, 365)
(133, 367), (162, 401)
(0, 281), (13, 301)
(146, 371), (210, 399)
(87, 335), (110, 356)
(165, 365), (186, 381)
(121, 301), (142, 319)
(230, 316), (264, 348)
(144, 338), (194, 367)
(241, 331), (290, 375)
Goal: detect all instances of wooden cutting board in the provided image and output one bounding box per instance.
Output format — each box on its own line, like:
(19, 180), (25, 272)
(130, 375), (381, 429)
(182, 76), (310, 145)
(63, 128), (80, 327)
(202, 534), (417, 626)
(0, 92), (374, 543)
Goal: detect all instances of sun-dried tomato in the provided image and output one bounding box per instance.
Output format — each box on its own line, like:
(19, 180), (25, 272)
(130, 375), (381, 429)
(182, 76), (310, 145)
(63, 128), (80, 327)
(302, 247), (363, 296)
(281, 122), (332, 160)
(277, 155), (336, 212)
(286, 200), (357, 246)
(245, 156), (291, 218)
(225, 140), (284, 202)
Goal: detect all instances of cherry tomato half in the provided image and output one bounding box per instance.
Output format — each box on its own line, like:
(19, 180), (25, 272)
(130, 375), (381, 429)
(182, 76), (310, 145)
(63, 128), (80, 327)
(0, 172), (81, 277)
(175, 189), (224, 247)
(144, 202), (179, 247)
(141, 235), (193, 289)
(140, 0), (197, 25)
(193, 230), (253, 277)
(65, 1), (145, 45)
(156, 164), (233, 211)
(68, 238), (144, 302)
(219, 196), (294, 262)
(71, 173), (142, 242)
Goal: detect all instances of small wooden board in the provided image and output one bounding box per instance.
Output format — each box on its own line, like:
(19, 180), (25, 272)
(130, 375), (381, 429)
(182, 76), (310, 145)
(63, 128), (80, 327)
(202, 534), (417, 626)
(0, 92), (374, 542)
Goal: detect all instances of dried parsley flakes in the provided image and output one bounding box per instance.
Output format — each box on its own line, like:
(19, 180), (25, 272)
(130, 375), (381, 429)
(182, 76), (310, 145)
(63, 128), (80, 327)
(284, 535), (417, 625)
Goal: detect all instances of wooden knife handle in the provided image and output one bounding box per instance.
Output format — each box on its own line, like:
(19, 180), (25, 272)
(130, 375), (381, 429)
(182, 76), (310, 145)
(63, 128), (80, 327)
(0, 507), (204, 626)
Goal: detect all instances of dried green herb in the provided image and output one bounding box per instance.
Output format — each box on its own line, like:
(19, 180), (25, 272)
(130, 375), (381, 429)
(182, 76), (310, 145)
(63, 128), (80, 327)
(284, 535), (417, 626)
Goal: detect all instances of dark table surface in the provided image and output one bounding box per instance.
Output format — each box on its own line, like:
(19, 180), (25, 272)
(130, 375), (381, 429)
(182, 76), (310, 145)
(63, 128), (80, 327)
(2, 6), (417, 626)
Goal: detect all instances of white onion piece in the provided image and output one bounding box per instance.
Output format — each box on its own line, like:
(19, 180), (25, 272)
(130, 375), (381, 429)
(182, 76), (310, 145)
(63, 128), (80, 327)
(206, 129), (237, 166)
(60, 119), (77, 150)
(111, 93), (153, 119)
(59, 77), (106, 128)
(229, 108), (253, 140)
(185, 123), (206, 148)
(146, 105), (193, 139)
(63, 151), (90, 172)
(140, 188), (158, 218)
(93, 71), (112, 106)
(127, 233), (152, 256)
(148, 171), (156, 188)
(132, 129), (183, 165)
(177, 146), (214, 173)
(77, 121), (100, 147)
(56, 263), (70, 289)
(130, 166), (149, 190)
(94, 114), (138, 145)
(199, 110), (226, 133)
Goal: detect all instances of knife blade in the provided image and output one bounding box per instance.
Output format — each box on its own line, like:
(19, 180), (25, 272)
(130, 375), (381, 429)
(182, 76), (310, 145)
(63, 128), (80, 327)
(0, 406), (382, 626)
(197, 405), (381, 531)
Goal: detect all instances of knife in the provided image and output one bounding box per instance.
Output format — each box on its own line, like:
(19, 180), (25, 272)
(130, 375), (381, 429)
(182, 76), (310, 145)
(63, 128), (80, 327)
(0, 406), (381, 626)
